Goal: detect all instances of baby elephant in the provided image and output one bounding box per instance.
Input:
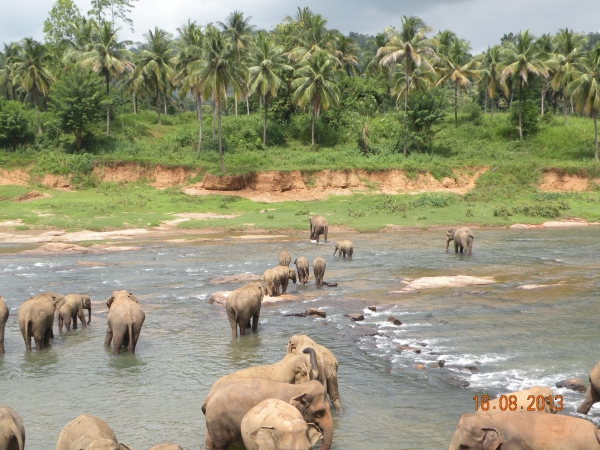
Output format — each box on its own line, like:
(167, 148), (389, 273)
(446, 227), (474, 255)
(278, 250), (291, 267)
(333, 240), (353, 258)
(241, 399), (322, 450)
(313, 257), (326, 287)
(226, 282), (264, 337)
(57, 294), (91, 332)
(294, 257), (309, 285)
(55, 414), (132, 450)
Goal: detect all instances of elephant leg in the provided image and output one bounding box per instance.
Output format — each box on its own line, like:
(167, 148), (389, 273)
(282, 279), (289, 294)
(21, 326), (31, 351)
(131, 327), (142, 352)
(205, 427), (216, 450)
(43, 328), (52, 345)
(34, 331), (44, 350)
(228, 315), (238, 338)
(65, 318), (71, 331)
(79, 311), (86, 328)
(112, 332), (125, 355)
(239, 320), (247, 336)
(327, 375), (344, 412)
(58, 315), (63, 332)
(577, 387), (600, 414)
(324, 228), (328, 243)
(252, 311), (260, 331)
(104, 328), (113, 347)
(72, 315), (78, 329)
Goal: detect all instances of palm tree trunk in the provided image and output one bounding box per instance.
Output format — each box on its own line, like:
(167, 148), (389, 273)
(33, 86), (41, 135)
(263, 94), (267, 146)
(403, 65), (409, 157)
(246, 97), (250, 115)
(217, 99), (224, 172)
(484, 89), (488, 114)
(106, 73), (110, 135)
(509, 80), (514, 109)
(594, 112), (598, 162)
(234, 97), (238, 116)
(540, 78), (546, 115)
(156, 85), (162, 126)
(518, 78), (523, 141)
(197, 95), (203, 153)
(491, 94), (495, 117)
(164, 94), (168, 115)
(454, 82), (458, 126)
(133, 92), (137, 114)
(76, 129), (82, 150)
(311, 106), (315, 146)
(212, 102), (216, 141)
(563, 95), (568, 125)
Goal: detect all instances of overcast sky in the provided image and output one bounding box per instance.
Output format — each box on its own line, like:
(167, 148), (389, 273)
(2, 0), (598, 53)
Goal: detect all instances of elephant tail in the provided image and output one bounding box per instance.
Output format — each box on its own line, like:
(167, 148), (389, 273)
(9, 422), (23, 450)
(127, 322), (134, 351)
(26, 320), (32, 340)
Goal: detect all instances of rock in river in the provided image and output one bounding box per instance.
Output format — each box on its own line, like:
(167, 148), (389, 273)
(556, 378), (587, 393)
(345, 313), (364, 321)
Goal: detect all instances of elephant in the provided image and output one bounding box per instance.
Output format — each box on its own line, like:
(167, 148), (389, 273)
(210, 348), (320, 391)
(226, 282), (264, 338)
(577, 360), (600, 414)
(287, 335), (343, 412)
(57, 294), (91, 332)
(18, 292), (64, 351)
(241, 398), (322, 450)
(55, 414), (131, 450)
(476, 386), (555, 414)
(148, 445), (183, 450)
(448, 411), (600, 450)
(0, 296), (8, 354)
(0, 405), (25, 450)
(309, 216), (328, 243)
(271, 266), (297, 296)
(294, 257), (309, 285)
(202, 379), (333, 450)
(104, 290), (145, 355)
(446, 227), (474, 255)
(313, 257), (326, 287)
(278, 250), (291, 267)
(263, 269), (276, 297)
(333, 240), (353, 258)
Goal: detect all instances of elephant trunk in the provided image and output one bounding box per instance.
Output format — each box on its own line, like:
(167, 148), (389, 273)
(316, 413), (333, 450)
(87, 306), (92, 324)
(303, 347), (320, 381)
(445, 238), (451, 252)
(332, 247), (338, 256)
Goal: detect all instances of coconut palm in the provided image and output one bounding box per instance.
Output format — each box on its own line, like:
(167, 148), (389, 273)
(501, 30), (548, 140)
(0, 43), (18, 100)
(63, 17), (99, 59)
(377, 16), (436, 156)
(11, 38), (54, 134)
(478, 45), (507, 116)
(567, 45), (600, 161)
(535, 33), (554, 115)
(135, 27), (176, 126)
(436, 38), (480, 125)
(286, 8), (331, 62)
(329, 34), (360, 76)
(75, 22), (133, 135)
(247, 32), (293, 145)
(434, 30), (458, 58)
(551, 28), (588, 124)
(391, 63), (437, 107)
(219, 10), (255, 115)
(291, 49), (340, 146)
(192, 27), (245, 170)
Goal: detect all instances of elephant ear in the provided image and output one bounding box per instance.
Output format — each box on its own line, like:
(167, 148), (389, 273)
(106, 295), (115, 309)
(252, 427), (276, 450)
(480, 427), (502, 450)
(289, 393), (310, 414)
(306, 423), (323, 446)
(118, 444), (133, 450)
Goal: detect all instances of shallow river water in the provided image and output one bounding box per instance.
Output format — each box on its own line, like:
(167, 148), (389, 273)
(1, 227), (600, 449)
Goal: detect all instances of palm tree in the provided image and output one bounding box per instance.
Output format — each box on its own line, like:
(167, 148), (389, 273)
(11, 38), (54, 134)
(219, 10), (255, 115)
(247, 32), (293, 145)
(551, 28), (587, 124)
(567, 44), (600, 161)
(135, 27), (176, 126)
(285, 8), (331, 62)
(192, 27), (245, 170)
(436, 38), (480, 125)
(0, 43), (18, 100)
(501, 30), (548, 140)
(291, 49), (340, 146)
(75, 22), (133, 135)
(377, 16), (435, 156)
(329, 34), (360, 76)
(391, 63), (437, 107)
(535, 33), (554, 115)
(434, 30), (458, 58)
(478, 45), (507, 116)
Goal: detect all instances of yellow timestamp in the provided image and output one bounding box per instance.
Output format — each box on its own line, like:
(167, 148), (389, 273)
(473, 394), (563, 412)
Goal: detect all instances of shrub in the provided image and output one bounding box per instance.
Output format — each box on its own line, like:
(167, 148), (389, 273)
(460, 102), (483, 126)
(508, 100), (539, 136)
(0, 101), (33, 150)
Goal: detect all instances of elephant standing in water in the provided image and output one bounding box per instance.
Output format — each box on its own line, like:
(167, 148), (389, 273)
(56, 414), (131, 450)
(309, 216), (328, 243)
(104, 290), (145, 355)
(278, 250), (291, 266)
(446, 227), (474, 255)
(578, 361), (600, 414)
(0, 296), (8, 354)
(202, 379), (333, 450)
(0, 405), (25, 449)
(57, 294), (91, 332)
(226, 282), (264, 337)
(294, 257), (309, 285)
(18, 292), (64, 351)
(313, 257), (326, 287)
(287, 334), (343, 412)
(241, 399), (322, 450)
(272, 266), (297, 295)
(333, 240), (353, 258)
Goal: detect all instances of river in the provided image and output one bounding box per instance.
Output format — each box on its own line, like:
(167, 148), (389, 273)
(1, 227), (599, 449)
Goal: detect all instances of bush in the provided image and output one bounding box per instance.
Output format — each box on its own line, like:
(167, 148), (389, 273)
(509, 100), (539, 136)
(0, 101), (34, 150)
(461, 102), (483, 126)
(406, 88), (447, 150)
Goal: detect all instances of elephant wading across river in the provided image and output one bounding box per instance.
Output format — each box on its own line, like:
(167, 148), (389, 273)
(309, 216), (328, 243)
(333, 240), (353, 258)
(0, 296), (8, 354)
(57, 294), (91, 332)
(202, 379), (333, 450)
(313, 257), (326, 287)
(18, 292), (64, 351)
(104, 290), (145, 355)
(0, 405), (25, 450)
(55, 414), (132, 450)
(226, 282), (264, 337)
(278, 250), (291, 266)
(287, 334), (343, 412)
(577, 361), (600, 414)
(272, 266), (297, 295)
(446, 227), (474, 255)
(449, 412), (600, 450)
(241, 399), (322, 450)
(294, 257), (309, 285)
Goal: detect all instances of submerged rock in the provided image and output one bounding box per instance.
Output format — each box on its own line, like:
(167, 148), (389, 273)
(367, 306), (377, 312)
(19, 242), (140, 255)
(414, 364), (426, 370)
(306, 308), (326, 318)
(391, 275), (495, 293)
(387, 315), (402, 326)
(439, 374), (470, 388)
(398, 345), (421, 354)
(556, 378), (587, 393)
(208, 273), (262, 286)
(346, 313), (364, 321)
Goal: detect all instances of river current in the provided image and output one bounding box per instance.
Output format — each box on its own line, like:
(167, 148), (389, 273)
(1, 227), (600, 449)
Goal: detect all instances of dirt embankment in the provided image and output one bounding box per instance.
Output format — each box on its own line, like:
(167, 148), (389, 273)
(540, 170), (600, 192)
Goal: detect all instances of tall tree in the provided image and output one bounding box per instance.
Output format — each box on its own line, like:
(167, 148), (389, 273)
(377, 16), (435, 156)
(478, 45), (507, 116)
(219, 10), (255, 116)
(329, 34), (360, 76)
(436, 38), (480, 125)
(501, 30), (548, 140)
(135, 28), (176, 126)
(88, 0), (139, 32)
(0, 43), (18, 100)
(43, 0), (83, 52)
(11, 38), (54, 134)
(75, 22), (133, 135)
(567, 44), (600, 161)
(291, 49), (340, 146)
(285, 7), (331, 61)
(247, 32), (292, 145)
(192, 27), (244, 170)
